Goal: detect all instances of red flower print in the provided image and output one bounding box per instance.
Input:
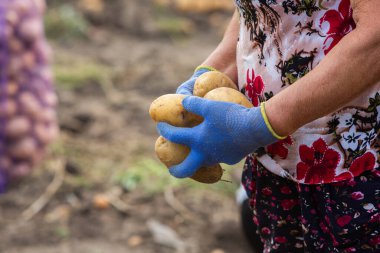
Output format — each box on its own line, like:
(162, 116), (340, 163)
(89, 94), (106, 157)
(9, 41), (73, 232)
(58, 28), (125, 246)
(347, 179), (356, 187)
(261, 187), (272, 196)
(274, 236), (287, 244)
(245, 69), (264, 107)
(336, 215), (352, 227)
(346, 247), (356, 253)
(296, 138), (341, 184)
(281, 199), (298, 211)
(267, 136), (293, 159)
(320, 0), (356, 54)
(261, 227), (271, 235)
(253, 216), (259, 225)
(333, 172), (352, 181)
(369, 213), (380, 223)
(280, 186), (292, 195)
(351, 191), (364, 200)
(349, 152), (376, 177)
(320, 221), (330, 233)
(369, 235), (380, 246)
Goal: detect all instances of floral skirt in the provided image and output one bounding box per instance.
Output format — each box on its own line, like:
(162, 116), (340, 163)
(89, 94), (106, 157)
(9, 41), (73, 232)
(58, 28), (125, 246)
(242, 155), (380, 253)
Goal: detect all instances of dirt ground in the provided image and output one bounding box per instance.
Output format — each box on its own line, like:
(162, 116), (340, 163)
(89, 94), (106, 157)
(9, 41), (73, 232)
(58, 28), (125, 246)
(0, 1), (255, 252)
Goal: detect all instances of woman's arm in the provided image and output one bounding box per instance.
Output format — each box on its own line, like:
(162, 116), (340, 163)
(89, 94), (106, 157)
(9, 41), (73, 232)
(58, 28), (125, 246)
(201, 10), (240, 84)
(265, 0), (380, 136)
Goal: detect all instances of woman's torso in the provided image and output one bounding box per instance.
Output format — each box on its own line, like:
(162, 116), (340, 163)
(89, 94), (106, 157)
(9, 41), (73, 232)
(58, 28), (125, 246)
(235, 0), (380, 184)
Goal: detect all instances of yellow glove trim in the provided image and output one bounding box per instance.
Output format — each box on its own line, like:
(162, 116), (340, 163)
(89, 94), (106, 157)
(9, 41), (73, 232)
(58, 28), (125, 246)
(194, 65), (218, 73)
(260, 102), (287, 140)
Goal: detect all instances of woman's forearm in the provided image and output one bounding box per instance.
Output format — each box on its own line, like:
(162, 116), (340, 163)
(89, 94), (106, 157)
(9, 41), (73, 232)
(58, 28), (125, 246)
(265, 23), (380, 137)
(201, 10), (239, 84)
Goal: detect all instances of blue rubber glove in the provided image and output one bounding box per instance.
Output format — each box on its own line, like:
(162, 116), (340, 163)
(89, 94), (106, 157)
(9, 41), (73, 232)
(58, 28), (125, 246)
(176, 66), (216, 95)
(157, 96), (284, 178)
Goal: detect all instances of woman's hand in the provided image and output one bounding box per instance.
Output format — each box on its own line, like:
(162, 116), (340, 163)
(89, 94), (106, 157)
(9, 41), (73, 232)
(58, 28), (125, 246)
(157, 96), (280, 178)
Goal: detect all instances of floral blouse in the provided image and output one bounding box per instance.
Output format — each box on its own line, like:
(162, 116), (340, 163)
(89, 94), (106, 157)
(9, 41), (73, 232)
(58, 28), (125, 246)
(235, 0), (380, 184)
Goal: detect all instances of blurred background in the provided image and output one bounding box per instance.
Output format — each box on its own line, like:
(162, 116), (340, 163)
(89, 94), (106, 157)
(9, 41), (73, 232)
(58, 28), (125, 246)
(0, 0), (253, 252)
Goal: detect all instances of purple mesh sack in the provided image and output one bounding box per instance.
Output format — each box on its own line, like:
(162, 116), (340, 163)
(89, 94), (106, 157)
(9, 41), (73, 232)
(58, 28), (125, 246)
(0, 0), (58, 192)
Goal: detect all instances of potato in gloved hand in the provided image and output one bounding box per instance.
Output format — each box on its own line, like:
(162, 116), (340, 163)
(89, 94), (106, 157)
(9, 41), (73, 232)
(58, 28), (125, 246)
(155, 136), (223, 184)
(149, 94), (203, 127)
(150, 71), (252, 184)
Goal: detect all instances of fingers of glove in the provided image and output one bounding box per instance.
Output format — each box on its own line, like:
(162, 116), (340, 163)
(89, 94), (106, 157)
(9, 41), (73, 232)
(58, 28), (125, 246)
(157, 122), (194, 145)
(177, 89), (192, 95)
(183, 96), (235, 119)
(176, 83), (193, 95)
(224, 155), (244, 166)
(169, 150), (204, 178)
(176, 78), (195, 95)
(182, 96), (214, 117)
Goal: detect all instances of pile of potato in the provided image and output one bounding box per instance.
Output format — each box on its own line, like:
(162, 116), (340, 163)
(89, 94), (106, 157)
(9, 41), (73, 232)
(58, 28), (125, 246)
(149, 71), (253, 184)
(0, 0), (58, 181)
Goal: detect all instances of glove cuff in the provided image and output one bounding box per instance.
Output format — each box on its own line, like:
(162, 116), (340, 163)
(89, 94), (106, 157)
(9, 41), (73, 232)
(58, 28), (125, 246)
(194, 65), (218, 73)
(260, 102), (286, 140)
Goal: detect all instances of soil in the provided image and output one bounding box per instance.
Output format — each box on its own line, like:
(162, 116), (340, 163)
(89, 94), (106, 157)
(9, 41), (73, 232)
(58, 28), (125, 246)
(0, 1), (255, 252)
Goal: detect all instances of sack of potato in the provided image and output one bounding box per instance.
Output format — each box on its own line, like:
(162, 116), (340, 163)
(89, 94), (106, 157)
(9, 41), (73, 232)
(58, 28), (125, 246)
(149, 71), (252, 184)
(0, 0), (58, 191)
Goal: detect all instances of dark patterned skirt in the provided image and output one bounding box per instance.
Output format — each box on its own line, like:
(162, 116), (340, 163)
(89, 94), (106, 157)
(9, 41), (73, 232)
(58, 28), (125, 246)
(242, 155), (380, 253)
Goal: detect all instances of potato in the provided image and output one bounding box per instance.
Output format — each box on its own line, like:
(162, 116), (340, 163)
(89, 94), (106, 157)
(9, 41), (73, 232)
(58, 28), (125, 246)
(22, 50), (36, 71)
(155, 136), (189, 168)
(191, 164), (223, 184)
(19, 18), (43, 42)
(204, 87), (253, 108)
(8, 57), (23, 77)
(38, 108), (57, 123)
(19, 92), (41, 119)
(9, 137), (37, 160)
(34, 122), (59, 144)
(33, 0), (47, 13)
(45, 92), (58, 107)
(6, 10), (19, 26)
(93, 194), (110, 209)
(8, 37), (23, 53)
(0, 99), (17, 117)
(149, 94), (203, 127)
(155, 136), (223, 184)
(194, 71), (237, 97)
(5, 116), (31, 139)
(6, 81), (19, 96)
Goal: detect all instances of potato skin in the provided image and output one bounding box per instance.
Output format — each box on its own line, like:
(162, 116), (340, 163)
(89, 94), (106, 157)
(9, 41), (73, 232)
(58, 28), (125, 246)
(191, 164), (223, 184)
(204, 87), (253, 108)
(149, 94), (203, 127)
(194, 71), (237, 97)
(155, 136), (189, 168)
(155, 136), (223, 184)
